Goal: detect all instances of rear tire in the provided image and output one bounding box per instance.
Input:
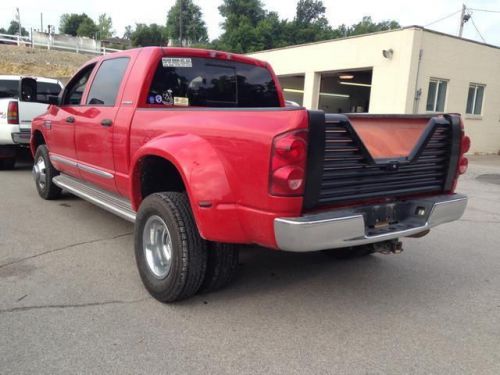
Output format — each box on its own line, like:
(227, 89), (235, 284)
(33, 145), (61, 200)
(322, 245), (376, 259)
(134, 192), (207, 302)
(199, 242), (239, 293)
(0, 157), (16, 170)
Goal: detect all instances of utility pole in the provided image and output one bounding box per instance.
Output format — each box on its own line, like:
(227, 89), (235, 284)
(458, 4), (471, 38)
(16, 7), (21, 45)
(179, 0), (183, 47)
(41, 13), (43, 33)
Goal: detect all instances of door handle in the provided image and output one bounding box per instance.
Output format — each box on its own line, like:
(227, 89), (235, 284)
(101, 119), (113, 127)
(65, 116), (75, 123)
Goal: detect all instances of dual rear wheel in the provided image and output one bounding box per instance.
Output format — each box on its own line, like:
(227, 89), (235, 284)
(134, 192), (239, 302)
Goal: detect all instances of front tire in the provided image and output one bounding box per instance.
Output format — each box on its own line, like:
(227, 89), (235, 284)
(134, 192), (207, 302)
(33, 145), (61, 200)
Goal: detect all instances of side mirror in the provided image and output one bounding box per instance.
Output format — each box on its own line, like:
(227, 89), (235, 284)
(48, 95), (61, 106)
(19, 77), (38, 102)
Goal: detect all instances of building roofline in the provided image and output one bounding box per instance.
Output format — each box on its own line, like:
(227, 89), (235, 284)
(407, 25), (500, 51)
(248, 25), (500, 55)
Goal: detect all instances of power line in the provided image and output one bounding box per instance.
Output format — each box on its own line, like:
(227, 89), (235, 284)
(469, 15), (486, 43)
(469, 8), (500, 14)
(424, 9), (461, 27)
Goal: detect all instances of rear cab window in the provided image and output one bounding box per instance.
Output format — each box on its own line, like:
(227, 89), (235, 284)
(0, 79), (61, 103)
(0, 79), (18, 99)
(147, 57), (280, 108)
(36, 82), (62, 104)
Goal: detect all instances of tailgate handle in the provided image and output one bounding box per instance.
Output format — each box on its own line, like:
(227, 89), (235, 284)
(101, 119), (113, 127)
(65, 116), (75, 124)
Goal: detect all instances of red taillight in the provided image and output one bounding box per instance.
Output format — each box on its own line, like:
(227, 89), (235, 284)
(7, 101), (19, 124)
(458, 156), (468, 175)
(461, 135), (471, 154)
(270, 130), (308, 196)
(450, 120), (470, 190)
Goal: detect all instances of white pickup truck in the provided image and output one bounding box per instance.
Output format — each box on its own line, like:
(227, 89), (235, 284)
(0, 75), (63, 169)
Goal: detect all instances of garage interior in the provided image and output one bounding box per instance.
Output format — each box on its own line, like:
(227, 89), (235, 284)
(279, 69), (372, 113)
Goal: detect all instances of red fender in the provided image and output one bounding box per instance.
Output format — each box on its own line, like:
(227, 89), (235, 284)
(130, 134), (247, 243)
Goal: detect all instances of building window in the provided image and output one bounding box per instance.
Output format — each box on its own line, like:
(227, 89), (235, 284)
(466, 83), (485, 115)
(426, 78), (448, 112)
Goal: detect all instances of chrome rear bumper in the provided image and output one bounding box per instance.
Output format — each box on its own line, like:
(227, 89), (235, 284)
(274, 194), (467, 252)
(12, 131), (31, 145)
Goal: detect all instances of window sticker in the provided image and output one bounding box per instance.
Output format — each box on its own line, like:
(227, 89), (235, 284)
(162, 57), (192, 68)
(162, 90), (174, 105)
(174, 97), (189, 106)
(148, 95), (155, 104)
(155, 94), (163, 104)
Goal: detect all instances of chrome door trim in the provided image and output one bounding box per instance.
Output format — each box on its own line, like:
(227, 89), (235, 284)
(78, 163), (114, 179)
(49, 153), (114, 179)
(50, 154), (78, 167)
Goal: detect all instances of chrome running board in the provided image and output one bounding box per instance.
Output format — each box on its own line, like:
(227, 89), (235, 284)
(53, 174), (136, 222)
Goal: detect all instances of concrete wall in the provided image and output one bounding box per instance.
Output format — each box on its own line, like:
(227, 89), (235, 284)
(33, 31), (101, 53)
(410, 29), (500, 154)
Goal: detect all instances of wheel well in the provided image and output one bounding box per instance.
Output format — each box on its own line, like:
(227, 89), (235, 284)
(140, 156), (185, 199)
(32, 130), (46, 150)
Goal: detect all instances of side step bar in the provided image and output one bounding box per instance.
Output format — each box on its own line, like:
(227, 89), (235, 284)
(53, 174), (136, 222)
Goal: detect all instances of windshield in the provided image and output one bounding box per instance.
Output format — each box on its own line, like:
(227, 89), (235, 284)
(0, 80), (19, 99)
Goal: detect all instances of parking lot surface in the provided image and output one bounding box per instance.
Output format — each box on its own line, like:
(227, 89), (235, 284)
(1, 154), (499, 374)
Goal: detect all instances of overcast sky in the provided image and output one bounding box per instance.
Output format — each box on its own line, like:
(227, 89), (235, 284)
(1, 0), (499, 46)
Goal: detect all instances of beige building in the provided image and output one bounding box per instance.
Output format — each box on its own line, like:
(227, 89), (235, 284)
(249, 26), (500, 154)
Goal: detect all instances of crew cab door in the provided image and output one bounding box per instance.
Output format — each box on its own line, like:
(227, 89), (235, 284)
(74, 57), (130, 193)
(47, 64), (96, 178)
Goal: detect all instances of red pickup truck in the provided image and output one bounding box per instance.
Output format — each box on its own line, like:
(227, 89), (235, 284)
(31, 47), (469, 302)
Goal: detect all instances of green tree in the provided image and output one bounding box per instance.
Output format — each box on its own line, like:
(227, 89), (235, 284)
(123, 25), (133, 40)
(215, 0), (271, 52)
(295, 0), (326, 25)
(97, 13), (114, 39)
(214, 0), (400, 53)
(290, 1), (338, 44)
(60, 13), (96, 37)
(346, 16), (400, 36)
(131, 23), (168, 47)
(77, 18), (98, 38)
(6, 20), (28, 36)
(166, 0), (208, 46)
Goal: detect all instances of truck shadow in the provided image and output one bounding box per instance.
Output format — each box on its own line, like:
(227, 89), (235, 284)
(187, 245), (426, 307)
(12, 148), (33, 171)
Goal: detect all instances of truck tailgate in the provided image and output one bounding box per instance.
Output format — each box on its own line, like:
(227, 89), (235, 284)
(303, 113), (461, 210)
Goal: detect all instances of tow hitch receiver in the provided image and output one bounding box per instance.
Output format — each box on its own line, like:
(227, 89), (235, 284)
(372, 239), (403, 255)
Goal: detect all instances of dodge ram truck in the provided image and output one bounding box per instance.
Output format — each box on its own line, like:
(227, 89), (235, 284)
(31, 47), (469, 302)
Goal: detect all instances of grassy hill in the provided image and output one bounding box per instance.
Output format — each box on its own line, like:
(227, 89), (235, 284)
(0, 45), (93, 82)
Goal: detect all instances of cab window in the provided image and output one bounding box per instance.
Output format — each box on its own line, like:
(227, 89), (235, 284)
(86, 58), (130, 106)
(148, 57), (280, 107)
(62, 64), (96, 105)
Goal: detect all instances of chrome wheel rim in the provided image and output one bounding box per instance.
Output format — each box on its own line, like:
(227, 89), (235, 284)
(33, 156), (47, 189)
(142, 215), (173, 279)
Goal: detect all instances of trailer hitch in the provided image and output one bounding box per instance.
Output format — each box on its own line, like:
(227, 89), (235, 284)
(372, 239), (403, 255)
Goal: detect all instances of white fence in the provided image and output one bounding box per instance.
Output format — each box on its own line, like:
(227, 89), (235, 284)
(0, 32), (121, 55)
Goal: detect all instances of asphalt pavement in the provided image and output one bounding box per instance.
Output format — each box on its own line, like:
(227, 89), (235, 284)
(1, 152), (499, 374)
